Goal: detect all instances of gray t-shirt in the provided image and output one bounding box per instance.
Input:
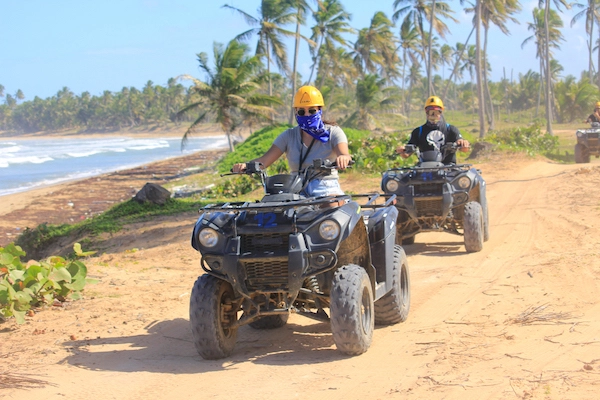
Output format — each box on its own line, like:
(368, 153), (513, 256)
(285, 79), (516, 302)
(273, 125), (348, 173)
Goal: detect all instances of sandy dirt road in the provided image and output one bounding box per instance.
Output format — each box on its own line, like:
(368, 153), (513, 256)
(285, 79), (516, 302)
(2, 154), (600, 400)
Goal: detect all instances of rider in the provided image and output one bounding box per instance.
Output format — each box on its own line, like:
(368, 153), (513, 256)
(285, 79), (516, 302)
(232, 85), (352, 196)
(585, 101), (600, 123)
(396, 95), (470, 165)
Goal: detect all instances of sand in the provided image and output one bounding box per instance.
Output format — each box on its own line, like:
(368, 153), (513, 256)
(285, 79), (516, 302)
(2, 131), (600, 399)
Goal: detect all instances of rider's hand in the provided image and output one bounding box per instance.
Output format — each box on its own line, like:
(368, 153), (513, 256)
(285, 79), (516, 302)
(336, 154), (352, 170)
(396, 145), (410, 159)
(231, 163), (247, 173)
(456, 139), (470, 152)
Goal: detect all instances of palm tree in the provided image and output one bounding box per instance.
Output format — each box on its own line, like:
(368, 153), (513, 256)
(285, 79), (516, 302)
(540, 0), (570, 135)
(352, 12), (399, 80)
(177, 40), (283, 152)
(478, 0), (522, 131)
(223, 1), (296, 97)
(571, 0), (600, 82)
(344, 74), (402, 130)
(522, 7), (564, 121)
(398, 19), (421, 118)
(287, 0), (317, 124)
(307, 0), (354, 84)
(554, 75), (599, 122)
(392, 0), (457, 95)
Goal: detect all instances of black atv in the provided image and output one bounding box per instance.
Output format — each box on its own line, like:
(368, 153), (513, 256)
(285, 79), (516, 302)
(189, 159), (410, 359)
(575, 122), (600, 163)
(381, 143), (489, 253)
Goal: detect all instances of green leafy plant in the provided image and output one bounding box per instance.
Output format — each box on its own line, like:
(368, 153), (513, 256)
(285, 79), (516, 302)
(486, 124), (559, 156)
(0, 243), (98, 324)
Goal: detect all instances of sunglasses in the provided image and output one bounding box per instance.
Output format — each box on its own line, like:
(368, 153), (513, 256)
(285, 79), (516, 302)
(426, 109), (442, 116)
(297, 108), (318, 116)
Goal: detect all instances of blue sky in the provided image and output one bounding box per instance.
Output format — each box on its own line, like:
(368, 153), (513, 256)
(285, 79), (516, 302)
(0, 0), (590, 101)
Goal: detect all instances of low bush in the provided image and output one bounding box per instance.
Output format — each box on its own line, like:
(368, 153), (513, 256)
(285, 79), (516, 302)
(0, 243), (97, 324)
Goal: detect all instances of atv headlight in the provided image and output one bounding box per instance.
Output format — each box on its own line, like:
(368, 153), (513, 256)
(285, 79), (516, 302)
(385, 179), (399, 192)
(457, 176), (471, 189)
(319, 220), (340, 241)
(577, 131), (583, 138)
(198, 228), (219, 248)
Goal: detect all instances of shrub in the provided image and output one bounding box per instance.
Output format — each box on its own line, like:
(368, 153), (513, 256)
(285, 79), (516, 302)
(0, 243), (97, 324)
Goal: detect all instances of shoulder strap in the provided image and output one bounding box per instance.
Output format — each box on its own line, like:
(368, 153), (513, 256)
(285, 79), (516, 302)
(298, 137), (316, 170)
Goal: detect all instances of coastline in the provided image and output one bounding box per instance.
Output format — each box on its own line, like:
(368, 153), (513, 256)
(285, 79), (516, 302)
(0, 124), (228, 140)
(0, 147), (228, 247)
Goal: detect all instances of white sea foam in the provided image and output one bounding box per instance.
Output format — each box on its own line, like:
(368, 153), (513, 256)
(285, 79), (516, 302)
(0, 135), (229, 196)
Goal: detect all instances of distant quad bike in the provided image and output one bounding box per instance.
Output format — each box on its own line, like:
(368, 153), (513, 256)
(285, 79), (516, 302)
(189, 159), (410, 359)
(575, 122), (600, 163)
(381, 143), (489, 253)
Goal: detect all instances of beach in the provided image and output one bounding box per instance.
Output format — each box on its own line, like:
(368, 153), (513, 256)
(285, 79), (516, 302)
(0, 127), (229, 247)
(2, 134), (600, 398)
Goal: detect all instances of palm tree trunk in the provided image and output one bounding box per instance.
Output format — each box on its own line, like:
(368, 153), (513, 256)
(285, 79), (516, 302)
(426, 0), (437, 97)
(589, 14), (594, 82)
(483, 25), (495, 130)
(597, 32), (600, 87)
(475, 0), (486, 138)
(289, 13), (302, 125)
(536, 57), (543, 118)
(442, 26), (475, 100)
(308, 35), (325, 85)
(544, 0), (553, 135)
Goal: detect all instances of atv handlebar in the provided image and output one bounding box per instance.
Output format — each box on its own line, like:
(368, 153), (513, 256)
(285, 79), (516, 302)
(403, 142), (458, 156)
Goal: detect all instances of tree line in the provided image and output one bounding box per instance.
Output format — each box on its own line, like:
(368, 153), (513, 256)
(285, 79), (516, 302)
(2, 0), (600, 143)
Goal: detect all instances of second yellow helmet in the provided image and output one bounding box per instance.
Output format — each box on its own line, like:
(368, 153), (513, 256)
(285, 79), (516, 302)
(424, 95), (444, 110)
(294, 86), (325, 108)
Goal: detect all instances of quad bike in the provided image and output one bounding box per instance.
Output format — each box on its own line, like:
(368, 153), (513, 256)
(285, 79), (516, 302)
(189, 159), (410, 359)
(575, 122), (600, 163)
(381, 143), (489, 253)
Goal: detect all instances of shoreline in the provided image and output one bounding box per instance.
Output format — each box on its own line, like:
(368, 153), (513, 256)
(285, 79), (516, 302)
(0, 127), (228, 141)
(0, 148), (227, 247)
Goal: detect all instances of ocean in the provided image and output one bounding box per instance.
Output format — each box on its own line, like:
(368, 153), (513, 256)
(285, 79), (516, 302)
(0, 135), (228, 197)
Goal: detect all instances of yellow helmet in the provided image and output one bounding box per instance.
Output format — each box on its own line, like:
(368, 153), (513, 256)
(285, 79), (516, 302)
(595, 101), (600, 108)
(293, 85), (324, 108)
(424, 95), (444, 111)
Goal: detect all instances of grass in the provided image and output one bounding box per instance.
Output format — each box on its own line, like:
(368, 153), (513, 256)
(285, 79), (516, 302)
(12, 114), (573, 258)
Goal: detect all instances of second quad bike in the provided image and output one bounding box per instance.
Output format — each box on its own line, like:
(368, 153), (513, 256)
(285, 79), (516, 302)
(575, 122), (600, 163)
(189, 159), (411, 359)
(381, 143), (489, 253)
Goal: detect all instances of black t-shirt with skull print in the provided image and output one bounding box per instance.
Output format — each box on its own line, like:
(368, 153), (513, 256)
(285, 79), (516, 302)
(407, 122), (463, 164)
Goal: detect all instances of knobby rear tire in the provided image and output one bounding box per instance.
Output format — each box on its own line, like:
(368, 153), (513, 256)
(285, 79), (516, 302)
(374, 245), (411, 325)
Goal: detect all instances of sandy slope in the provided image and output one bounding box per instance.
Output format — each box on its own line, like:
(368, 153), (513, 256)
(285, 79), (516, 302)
(2, 154), (600, 400)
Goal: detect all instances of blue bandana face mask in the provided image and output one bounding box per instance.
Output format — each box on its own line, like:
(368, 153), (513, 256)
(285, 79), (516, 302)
(296, 109), (330, 142)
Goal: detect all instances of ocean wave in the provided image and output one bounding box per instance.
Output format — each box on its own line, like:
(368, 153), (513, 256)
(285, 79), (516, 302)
(3, 155), (54, 165)
(0, 135), (229, 196)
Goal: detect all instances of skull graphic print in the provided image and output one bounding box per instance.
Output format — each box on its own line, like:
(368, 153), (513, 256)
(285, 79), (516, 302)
(426, 129), (445, 151)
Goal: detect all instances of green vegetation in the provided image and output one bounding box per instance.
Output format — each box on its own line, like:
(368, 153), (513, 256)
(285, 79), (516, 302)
(486, 124), (559, 156)
(14, 198), (210, 260)
(1, 243), (97, 324)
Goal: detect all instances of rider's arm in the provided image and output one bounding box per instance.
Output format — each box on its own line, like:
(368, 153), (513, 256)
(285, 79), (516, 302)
(449, 125), (470, 152)
(232, 145), (283, 173)
(333, 141), (352, 169)
(396, 129), (418, 158)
